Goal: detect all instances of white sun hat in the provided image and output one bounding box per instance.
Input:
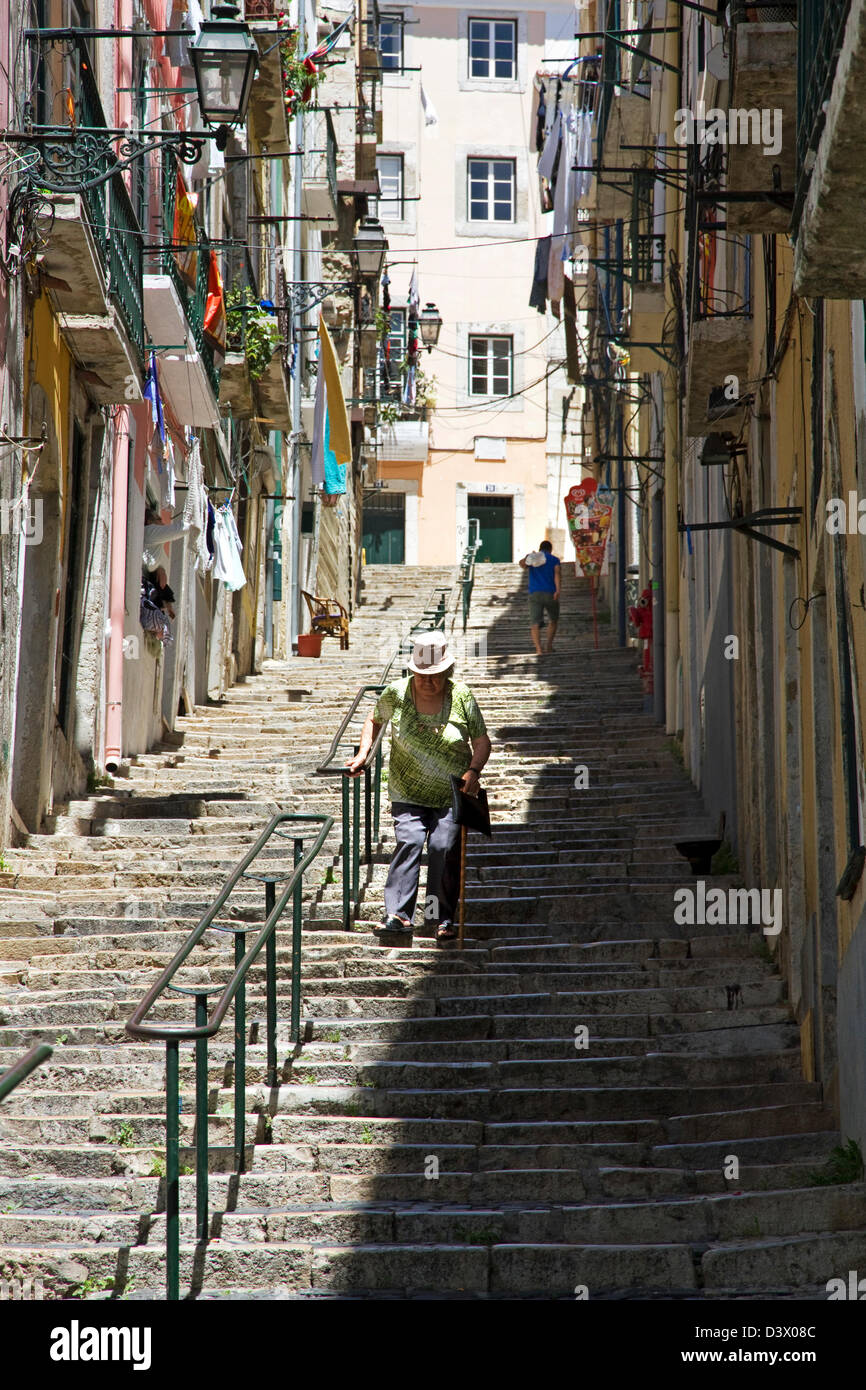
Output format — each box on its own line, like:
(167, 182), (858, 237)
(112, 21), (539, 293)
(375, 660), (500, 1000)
(407, 630), (454, 675)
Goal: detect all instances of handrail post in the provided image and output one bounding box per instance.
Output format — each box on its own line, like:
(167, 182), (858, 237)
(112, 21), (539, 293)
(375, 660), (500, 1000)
(364, 763), (372, 863)
(352, 759), (361, 910)
(341, 774), (351, 930)
(234, 930), (247, 1173)
(265, 880), (277, 1088)
(194, 995), (209, 1242)
(291, 837), (303, 1044)
(165, 1039), (180, 1301)
(373, 745), (382, 840)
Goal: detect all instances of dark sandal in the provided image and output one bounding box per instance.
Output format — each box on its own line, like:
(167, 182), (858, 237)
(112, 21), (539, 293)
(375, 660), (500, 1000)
(374, 916), (413, 936)
(436, 922), (458, 944)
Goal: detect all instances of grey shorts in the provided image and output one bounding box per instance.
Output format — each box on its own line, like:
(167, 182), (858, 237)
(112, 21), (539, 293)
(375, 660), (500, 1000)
(529, 591), (560, 623)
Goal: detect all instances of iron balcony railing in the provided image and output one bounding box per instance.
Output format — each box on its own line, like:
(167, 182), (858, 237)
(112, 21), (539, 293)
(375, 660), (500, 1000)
(126, 810), (333, 1301)
(796, 0), (850, 228)
(685, 145), (753, 323)
(155, 149), (221, 398)
(632, 232), (665, 284)
(303, 107), (339, 213)
(0, 1044), (53, 1104)
(65, 34), (145, 362)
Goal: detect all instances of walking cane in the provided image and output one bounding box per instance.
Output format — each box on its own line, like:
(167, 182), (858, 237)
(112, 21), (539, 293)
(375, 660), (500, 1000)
(457, 824), (467, 951)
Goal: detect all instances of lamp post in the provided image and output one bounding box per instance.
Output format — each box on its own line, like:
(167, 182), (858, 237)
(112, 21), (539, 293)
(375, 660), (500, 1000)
(419, 303), (442, 352)
(9, 14), (260, 186)
(353, 217), (388, 280)
(189, 3), (260, 149)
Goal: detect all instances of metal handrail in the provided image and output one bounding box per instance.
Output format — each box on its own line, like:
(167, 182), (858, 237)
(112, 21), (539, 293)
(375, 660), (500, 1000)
(316, 686), (389, 928)
(126, 809), (333, 1300)
(0, 1044), (53, 1104)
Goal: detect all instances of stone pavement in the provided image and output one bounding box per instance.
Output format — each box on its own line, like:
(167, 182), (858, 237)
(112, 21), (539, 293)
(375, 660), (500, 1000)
(0, 562), (861, 1299)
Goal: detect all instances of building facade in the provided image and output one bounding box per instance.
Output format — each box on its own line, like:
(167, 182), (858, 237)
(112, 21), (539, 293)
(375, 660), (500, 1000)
(366, 0), (583, 566)
(0, 0), (384, 843)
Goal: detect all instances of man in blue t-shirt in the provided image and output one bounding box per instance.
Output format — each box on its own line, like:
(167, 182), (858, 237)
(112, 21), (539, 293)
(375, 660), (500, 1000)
(519, 540), (561, 655)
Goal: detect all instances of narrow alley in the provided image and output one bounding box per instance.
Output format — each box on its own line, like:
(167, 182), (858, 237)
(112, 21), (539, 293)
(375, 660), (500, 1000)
(0, 564), (860, 1301)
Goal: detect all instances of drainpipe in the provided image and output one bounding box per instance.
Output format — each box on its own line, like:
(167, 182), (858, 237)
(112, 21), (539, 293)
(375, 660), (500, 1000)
(662, 6), (681, 736)
(104, 408), (129, 772)
(288, 1), (306, 653)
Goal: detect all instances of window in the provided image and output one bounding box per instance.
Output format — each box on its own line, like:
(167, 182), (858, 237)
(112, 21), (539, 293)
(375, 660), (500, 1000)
(380, 308), (406, 395)
(469, 336), (513, 396)
(379, 12), (404, 71)
(468, 158), (515, 222)
(468, 18), (517, 80)
(374, 154), (404, 221)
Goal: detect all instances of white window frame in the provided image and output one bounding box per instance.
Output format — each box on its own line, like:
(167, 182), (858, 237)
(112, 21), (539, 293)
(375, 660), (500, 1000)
(379, 11), (405, 72)
(458, 11), (527, 94)
(469, 335), (513, 397)
(374, 153), (404, 221)
(467, 157), (515, 223)
(468, 17), (517, 81)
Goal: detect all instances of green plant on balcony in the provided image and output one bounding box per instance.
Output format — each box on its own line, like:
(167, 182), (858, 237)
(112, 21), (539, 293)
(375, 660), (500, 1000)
(225, 284), (280, 383)
(277, 21), (324, 116)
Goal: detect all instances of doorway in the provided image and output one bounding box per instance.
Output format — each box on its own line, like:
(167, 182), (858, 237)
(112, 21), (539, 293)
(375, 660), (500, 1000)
(362, 491), (405, 564)
(468, 493), (513, 562)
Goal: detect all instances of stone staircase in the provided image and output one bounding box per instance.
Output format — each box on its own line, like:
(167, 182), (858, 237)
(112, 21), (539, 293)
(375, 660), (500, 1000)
(0, 562), (862, 1300)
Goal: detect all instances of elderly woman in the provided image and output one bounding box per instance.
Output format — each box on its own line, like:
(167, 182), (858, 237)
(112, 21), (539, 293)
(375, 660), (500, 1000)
(346, 631), (491, 944)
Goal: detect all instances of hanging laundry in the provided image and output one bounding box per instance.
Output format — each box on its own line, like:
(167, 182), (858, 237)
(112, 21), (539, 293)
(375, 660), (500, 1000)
(203, 252), (226, 366)
(205, 498), (216, 564)
(172, 170), (198, 289)
(537, 109), (562, 183)
(160, 436), (177, 512)
(420, 83), (439, 131)
(212, 506), (246, 591)
(165, 0), (203, 69)
(323, 411), (347, 498)
(574, 111), (593, 201)
(182, 436), (211, 573)
(529, 235), (551, 314)
(534, 80), (547, 153)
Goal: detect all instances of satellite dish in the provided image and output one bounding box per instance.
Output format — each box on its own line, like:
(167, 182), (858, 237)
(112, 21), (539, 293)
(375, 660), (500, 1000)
(706, 42), (728, 81)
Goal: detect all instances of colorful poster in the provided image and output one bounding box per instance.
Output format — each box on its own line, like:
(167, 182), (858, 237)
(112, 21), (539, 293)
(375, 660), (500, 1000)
(564, 477), (613, 578)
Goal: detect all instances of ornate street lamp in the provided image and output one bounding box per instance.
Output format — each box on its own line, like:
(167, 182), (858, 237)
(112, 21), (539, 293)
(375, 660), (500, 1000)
(419, 303), (442, 352)
(5, 15), (260, 189)
(189, 3), (260, 142)
(353, 218), (388, 280)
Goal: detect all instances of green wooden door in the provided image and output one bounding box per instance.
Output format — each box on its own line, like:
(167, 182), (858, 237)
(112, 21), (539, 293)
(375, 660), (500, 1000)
(469, 494), (513, 562)
(362, 492), (405, 564)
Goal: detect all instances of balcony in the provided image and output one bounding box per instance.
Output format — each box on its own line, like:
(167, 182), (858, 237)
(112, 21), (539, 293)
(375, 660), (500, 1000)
(726, 6), (797, 233)
(255, 350), (292, 432)
(793, 0), (866, 294)
(143, 154), (221, 427)
(302, 109), (339, 228)
(33, 38), (143, 400)
(627, 234), (667, 372)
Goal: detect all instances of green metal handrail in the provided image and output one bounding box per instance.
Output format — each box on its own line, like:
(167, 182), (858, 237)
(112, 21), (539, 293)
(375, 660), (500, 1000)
(460, 531), (482, 633)
(126, 810), (333, 1300)
(316, 686), (389, 928)
(0, 1044), (53, 1104)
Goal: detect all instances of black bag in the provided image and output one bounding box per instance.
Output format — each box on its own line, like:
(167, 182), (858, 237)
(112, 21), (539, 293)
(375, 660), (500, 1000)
(450, 774), (492, 837)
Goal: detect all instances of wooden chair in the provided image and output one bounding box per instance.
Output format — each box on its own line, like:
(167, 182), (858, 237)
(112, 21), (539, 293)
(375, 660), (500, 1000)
(301, 590), (350, 650)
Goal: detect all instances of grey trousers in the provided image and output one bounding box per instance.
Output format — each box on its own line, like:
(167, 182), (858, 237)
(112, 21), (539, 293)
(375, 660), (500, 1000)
(384, 801), (462, 925)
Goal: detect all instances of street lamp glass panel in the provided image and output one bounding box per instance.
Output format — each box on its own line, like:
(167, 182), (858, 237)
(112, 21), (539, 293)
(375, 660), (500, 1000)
(190, 20), (259, 127)
(419, 303), (442, 349)
(354, 218), (388, 278)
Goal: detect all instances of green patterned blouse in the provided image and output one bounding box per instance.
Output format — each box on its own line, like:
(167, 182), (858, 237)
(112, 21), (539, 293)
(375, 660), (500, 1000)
(373, 676), (488, 809)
